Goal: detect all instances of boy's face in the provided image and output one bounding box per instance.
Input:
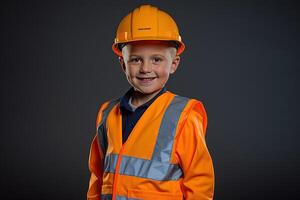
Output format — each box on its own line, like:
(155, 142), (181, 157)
(120, 41), (180, 96)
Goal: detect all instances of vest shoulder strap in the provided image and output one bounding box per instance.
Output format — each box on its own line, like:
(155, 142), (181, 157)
(152, 95), (190, 162)
(97, 98), (120, 154)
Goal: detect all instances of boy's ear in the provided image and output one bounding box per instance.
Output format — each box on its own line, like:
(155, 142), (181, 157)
(118, 56), (126, 72)
(170, 55), (180, 74)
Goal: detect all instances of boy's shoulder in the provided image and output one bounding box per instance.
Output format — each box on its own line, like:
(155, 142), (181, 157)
(171, 92), (206, 111)
(95, 98), (120, 127)
(171, 92), (208, 131)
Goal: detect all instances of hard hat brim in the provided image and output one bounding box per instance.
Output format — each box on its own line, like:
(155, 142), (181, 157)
(112, 39), (185, 57)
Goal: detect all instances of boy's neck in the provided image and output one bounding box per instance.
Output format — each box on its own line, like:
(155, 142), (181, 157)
(131, 89), (162, 108)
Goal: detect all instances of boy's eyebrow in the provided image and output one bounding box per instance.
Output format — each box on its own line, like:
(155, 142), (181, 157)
(151, 54), (165, 57)
(149, 54), (167, 60)
(128, 54), (142, 58)
(127, 53), (167, 59)
(129, 53), (165, 57)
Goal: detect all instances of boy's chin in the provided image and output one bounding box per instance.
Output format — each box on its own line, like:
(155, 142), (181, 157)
(133, 87), (162, 95)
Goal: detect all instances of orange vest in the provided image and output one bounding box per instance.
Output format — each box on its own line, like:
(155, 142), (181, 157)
(87, 91), (214, 200)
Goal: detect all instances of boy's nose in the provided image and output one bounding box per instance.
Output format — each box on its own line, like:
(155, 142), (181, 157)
(140, 62), (152, 73)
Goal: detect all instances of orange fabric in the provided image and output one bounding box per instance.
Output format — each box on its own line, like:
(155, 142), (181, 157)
(105, 173), (183, 198)
(87, 134), (103, 200)
(105, 93), (173, 158)
(87, 92), (214, 200)
(87, 101), (110, 200)
(175, 100), (214, 200)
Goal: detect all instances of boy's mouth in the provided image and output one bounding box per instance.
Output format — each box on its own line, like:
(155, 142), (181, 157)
(136, 77), (156, 81)
(136, 76), (157, 84)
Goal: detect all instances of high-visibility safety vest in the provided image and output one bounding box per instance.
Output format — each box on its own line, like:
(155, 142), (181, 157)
(87, 91), (214, 200)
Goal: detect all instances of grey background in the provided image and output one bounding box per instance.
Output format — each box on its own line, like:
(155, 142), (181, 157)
(1, 0), (299, 199)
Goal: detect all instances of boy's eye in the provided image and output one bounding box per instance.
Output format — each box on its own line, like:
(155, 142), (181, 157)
(152, 57), (163, 63)
(129, 57), (142, 63)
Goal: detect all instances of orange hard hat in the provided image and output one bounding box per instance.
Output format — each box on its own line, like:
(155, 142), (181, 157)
(112, 5), (185, 56)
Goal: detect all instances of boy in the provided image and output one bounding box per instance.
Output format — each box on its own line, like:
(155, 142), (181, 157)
(87, 4), (214, 200)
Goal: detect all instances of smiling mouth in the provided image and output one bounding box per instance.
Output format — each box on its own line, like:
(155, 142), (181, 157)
(136, 77), (157, 81)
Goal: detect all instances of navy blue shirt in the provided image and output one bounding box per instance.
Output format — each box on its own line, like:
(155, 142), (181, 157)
(119, 87), (167, 144)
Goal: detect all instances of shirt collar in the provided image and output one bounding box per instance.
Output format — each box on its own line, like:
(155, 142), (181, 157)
(120, 87), (167, 113)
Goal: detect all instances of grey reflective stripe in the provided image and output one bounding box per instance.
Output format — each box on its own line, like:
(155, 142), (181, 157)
(97, 99), (119, 154)
(105, 154), (183, 181)
(104, 153), (118, 173)
(152, 95), (189, 162)
(101, 194), (140, 200)
(117, 196), (140, 200)
(101, 194), (112, 200)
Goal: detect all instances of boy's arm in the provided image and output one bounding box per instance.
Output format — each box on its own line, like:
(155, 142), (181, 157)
(87, 102), (109, 200)
(175, 100), (215, 200)
(87, 134), (104, 200)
